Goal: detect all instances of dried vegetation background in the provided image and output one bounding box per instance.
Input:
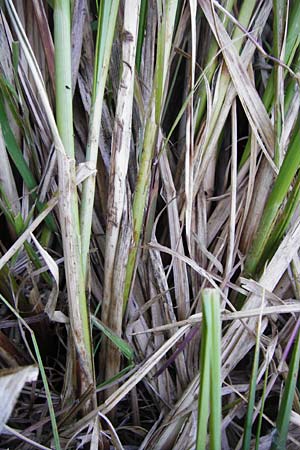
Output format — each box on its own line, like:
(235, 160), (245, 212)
(0, 0), (300, 449)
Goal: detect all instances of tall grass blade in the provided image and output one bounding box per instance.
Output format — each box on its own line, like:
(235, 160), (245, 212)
(196, 289), (221, 450)
(80, 0), (119, 281)
(242, 292), (264, 450)
(271, 328), (300, 450)
(209, 291), (222, 449)
(244, 129), (300, 278)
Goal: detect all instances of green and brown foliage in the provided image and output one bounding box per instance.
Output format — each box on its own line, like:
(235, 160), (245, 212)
(0, 0), (300, 449)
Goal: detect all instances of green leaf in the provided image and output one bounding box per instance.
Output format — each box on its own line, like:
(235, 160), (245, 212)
(271, 327), (300, 450)
(92, 315), (134, 362)
(196, 289), (221, 450)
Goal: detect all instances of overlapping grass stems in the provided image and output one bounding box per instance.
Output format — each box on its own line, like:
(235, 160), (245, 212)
(53, 0), (95, 405)
(0, 0), (300, 449)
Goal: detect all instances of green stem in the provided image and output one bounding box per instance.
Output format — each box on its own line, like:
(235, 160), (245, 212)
(80, 0), (119, 281)
(54, 0), (94, 396)
(244, 128), (300, 278)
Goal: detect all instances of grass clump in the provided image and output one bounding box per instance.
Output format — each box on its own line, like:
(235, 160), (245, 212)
(0, 1), (300, 449)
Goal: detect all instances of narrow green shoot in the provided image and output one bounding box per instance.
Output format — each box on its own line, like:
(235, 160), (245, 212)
(242, 293), (264, 450)
(123, 119), (157, 305)
(209, 291), (222, 449)
(196, 313), (211, 450)
(196, 288), (221, 450)
(96, 363), (135, 390)
(258, 170), (300, 271)
(91, 315), (134, 362)
(271, 328), (300, 450)
(255, 365), (269, 450)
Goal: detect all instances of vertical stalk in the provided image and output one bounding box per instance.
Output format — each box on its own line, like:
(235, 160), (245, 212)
(54, 0), (94, 398)
(123, 0), (179, 307)
(123, 117), (157, 304)
(273, 0), (286, 167)
(54, 1), (74, 158)
(101, 0), (141, 393)
(80, 1), (119, 282)
(196, 289), (221, 450)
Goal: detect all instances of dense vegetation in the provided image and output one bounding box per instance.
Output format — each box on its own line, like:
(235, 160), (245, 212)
(0, 0), (300, 449)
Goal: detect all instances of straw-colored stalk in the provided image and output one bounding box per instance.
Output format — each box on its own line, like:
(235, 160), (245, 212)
(53, 0), (95, 401)
(123, 0), (179, 306)
(80, 0), (120, 281)
(101, 0), (141, 394)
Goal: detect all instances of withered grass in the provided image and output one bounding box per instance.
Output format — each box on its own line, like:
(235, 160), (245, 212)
(0, 1), (300, 449)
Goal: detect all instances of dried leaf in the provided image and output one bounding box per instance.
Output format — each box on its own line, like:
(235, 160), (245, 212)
(0, 365), (38, 433)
